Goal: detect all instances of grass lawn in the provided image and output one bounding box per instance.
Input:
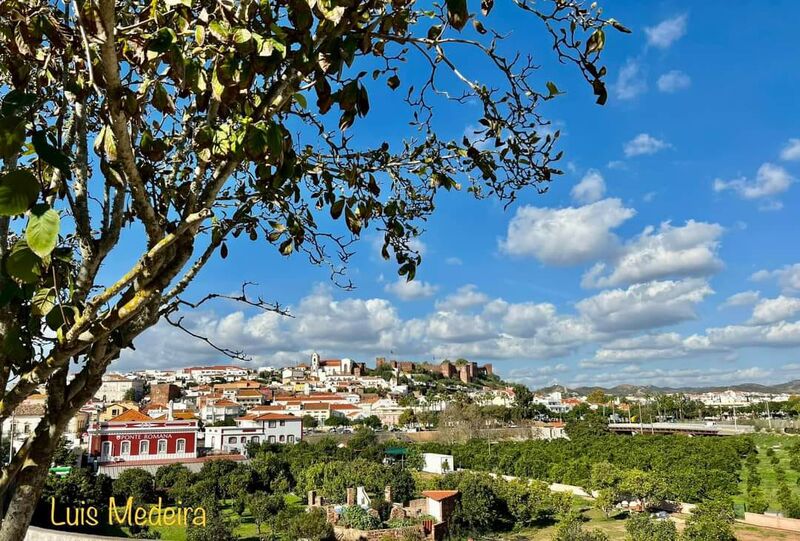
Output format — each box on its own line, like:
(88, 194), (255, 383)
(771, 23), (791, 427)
(120, 493), (305, 540)
(734, 433), (800, 513)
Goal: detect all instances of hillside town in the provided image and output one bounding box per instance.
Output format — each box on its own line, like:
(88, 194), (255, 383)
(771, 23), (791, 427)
(3, 354), (798, 480)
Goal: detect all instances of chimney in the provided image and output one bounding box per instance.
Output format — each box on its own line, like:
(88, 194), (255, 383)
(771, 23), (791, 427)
(384, 485), (393, 503)
(346, 487), (355, 506)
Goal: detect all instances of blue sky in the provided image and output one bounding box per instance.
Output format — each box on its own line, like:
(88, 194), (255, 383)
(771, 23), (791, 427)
(120, 1), (800, 389)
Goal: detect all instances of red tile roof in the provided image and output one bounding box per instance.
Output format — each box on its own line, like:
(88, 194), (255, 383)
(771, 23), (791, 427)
(109, 410), (153, 422)
(422, 490), (460, 502)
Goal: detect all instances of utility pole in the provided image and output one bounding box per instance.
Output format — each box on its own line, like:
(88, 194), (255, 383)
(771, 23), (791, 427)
(766, 400), (772, 430)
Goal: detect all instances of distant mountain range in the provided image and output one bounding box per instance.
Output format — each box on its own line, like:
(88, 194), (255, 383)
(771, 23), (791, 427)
(535, 380), (800, 397)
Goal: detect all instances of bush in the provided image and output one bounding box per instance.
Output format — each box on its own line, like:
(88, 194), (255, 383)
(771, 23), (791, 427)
(339, 505), (381, 530)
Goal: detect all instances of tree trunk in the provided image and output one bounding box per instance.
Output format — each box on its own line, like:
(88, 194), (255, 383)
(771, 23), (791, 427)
(0, 427), (62, 541)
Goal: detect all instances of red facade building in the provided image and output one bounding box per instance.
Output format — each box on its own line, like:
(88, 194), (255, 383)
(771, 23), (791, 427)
(88, 409), (199, 464)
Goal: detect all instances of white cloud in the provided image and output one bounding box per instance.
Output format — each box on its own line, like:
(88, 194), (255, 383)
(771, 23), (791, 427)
(445, 257), (463, 266)
(701, 321), (800, 348)
(576, 278), (714, 333)
(657, 70), (691, 93)
(752, 264), (800, 293)
(435, 284), (490, 311)
(570, 169), (606, 204)
(713, 163), (793, 200)
(384, 278), (438, 300)
(624, 133), (671, 157)
(780, 138), (800, 161)
(581, 220), (724, 288)
(500, 302), (558, 338)
(499, 198), (635, 265)
(750, 296), (800, 325)
(720, 290), (761, 309)
(614, 59), (647, 100)
(645, 15), (688, 48)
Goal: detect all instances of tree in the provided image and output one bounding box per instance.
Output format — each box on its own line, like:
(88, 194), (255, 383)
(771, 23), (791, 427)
(0, 0), (624, 536)
(625, 512), (678, 541)
(594, 488), (618, 519)
(587, 390), (609, 405)
(50, 437), (76, 467)
(552, 510), (609, 541)
(398, 409), (417, 427)
(303, 414), (319, 429)
(285, 507), (334, 541)
(154, 463), (194, 494)
(682, 499), (736, 541)
(186, 499), (236, 541)
(113, 468), (155, 505)
(123, 387), (138, 402)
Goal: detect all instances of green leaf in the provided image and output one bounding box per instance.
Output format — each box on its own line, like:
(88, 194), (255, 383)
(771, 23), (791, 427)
(233, 28), (252, 44)
(94, 125), (118, 161)
(147, 27), (177, 53)
(152, 83), (176, 114)
(330, 199), (345, 220)
(32, 131), (71, 178)
(278, 239), (294, 255)
(585, 28), (606, 55)
(446, 0), (469, 31)
(0, 114), (26, 160)
(0, 169), (40, 216)
(293, 93), (307, 110)
(25, 203), (60, 258)
(546, 81), (561, 98)
(31, 287), (57, 316)
(266, 123), (284, 159)
(5, 239), (42, 284)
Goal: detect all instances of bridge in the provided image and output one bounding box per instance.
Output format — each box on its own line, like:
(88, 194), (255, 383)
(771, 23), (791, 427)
(608, 422), (754, 436)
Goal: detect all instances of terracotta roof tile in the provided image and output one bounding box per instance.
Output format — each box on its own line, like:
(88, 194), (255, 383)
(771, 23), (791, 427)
(422, 490), (460, 502)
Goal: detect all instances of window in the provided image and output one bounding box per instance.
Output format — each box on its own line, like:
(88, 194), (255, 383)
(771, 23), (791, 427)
(279, 435), (285, 443)
(139, 440), (149, 455)
(288, 435), (295, 443)
(22, 423), (30, 434)
(157, 439), (168, 454)
(121, 441), (131, 456)
(268, 436), (276, 443)
(250, 436), (259, 443)
(176, 439), (186, 453)
(240, 436), (246, 443)
(228, 436), (237, 444)
(101, 441), (112, 457)
(268, 421), (276, 428)
(279, 420), (285, 426)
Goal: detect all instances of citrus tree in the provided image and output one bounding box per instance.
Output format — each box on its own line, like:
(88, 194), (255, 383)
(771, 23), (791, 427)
(0, 0), (625, 536)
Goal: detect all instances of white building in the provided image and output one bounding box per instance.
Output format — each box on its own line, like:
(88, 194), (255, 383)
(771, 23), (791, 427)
(422, 453), (455, 475)
(176, 365), (251, 383)
(95, 374), (145, 402)
(205, 413), (302, 454)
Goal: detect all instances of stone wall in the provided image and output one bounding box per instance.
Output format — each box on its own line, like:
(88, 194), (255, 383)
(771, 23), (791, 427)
(25, 526), (124, 540)
(333, 523), (426, 541)
(740, 512), (800, 532)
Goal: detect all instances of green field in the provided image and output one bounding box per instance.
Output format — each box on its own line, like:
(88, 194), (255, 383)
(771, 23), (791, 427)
(734, 433), (800, 514)
(116, 493), (304, 541)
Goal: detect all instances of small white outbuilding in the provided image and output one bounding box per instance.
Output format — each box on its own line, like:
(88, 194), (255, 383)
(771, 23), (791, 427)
(421, 452), (454, 475)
